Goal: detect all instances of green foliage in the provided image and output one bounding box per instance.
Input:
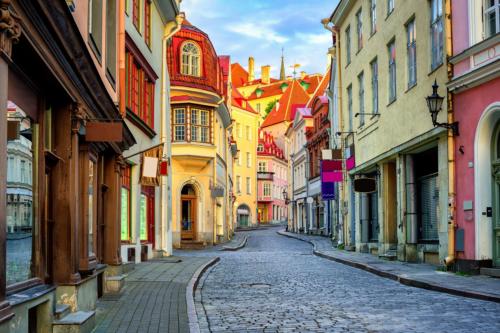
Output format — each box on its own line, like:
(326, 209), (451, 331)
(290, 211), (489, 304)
(264, 100), (277, 116)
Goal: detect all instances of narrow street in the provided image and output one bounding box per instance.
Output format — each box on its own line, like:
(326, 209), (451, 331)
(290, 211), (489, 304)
(195, 227), (500, 333)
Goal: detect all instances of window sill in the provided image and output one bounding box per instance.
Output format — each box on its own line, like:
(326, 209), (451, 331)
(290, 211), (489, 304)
(428, 62), (444, 76)
(405, 82), (417, 94)
(385, 10), (394, 21)
(126, 109), (156, 138)
(387, 98), (397, 108)
(7, 282), (55, 307)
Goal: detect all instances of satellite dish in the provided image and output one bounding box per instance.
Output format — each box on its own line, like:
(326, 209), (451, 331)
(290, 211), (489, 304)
(354, 178), (377, 193)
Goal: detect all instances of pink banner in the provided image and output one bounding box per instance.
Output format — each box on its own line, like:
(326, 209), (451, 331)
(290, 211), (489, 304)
(346, 157), (355, 170)
(322, 171), (343, 182)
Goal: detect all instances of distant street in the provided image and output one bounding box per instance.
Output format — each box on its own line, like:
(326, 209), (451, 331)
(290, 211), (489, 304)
(195, 227), (500, 333)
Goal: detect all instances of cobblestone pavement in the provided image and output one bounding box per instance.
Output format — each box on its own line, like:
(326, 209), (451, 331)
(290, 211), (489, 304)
(195, 227), (500, 333)
(94, 256), (215, 333)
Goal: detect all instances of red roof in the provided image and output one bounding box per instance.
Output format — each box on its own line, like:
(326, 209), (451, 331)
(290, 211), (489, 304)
(260, 80), (310, 128)
(231, 63), (249, 88)
(257, 130), (286, 161)
(306, 70), (331, 108)
(302, 75), (323, 94)
(247, 80), (288, 100)
(232, 88), (258, 114)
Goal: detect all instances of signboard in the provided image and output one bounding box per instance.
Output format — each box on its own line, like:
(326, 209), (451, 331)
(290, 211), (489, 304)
(354, 178), (377, 193)
(85, 122), (123, 142)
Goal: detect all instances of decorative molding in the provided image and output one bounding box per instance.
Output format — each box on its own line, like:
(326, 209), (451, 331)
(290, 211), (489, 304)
(0, 0), (21, 58)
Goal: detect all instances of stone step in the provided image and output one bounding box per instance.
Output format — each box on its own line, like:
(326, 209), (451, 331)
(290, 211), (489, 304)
(105, 274), (126, 294)
(122, 262), (135, 274)
(480, 267), (500, 278)
(180, 240), (206, 250)
(53, 311), (95, 333)
(54, 304), (71, 320)
(379, 250), (397, 261)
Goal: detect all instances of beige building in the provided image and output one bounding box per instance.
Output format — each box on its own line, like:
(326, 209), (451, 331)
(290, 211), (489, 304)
(330, 0), (450, 264)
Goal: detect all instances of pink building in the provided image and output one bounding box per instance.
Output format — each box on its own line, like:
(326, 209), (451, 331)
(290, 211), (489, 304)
(449, 0), (500, 274)
(257, 131), (288, 224)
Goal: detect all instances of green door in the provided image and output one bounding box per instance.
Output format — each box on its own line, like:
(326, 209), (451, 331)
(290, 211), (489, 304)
(492, 125), (500, 267)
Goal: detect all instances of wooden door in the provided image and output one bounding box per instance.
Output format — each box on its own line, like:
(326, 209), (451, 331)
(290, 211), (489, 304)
(181, 196), (196, 240)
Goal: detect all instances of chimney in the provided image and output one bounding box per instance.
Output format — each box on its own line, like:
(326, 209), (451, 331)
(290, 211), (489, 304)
(248, 56), (255, 82)
(261, 65), (271, 84)
(300, 71), (307, 80)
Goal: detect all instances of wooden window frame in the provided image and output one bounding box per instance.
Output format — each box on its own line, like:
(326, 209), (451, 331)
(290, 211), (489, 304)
(180, 41), (201, 77)
(144, 0), (151, 47)
(121, 165), (132, 242)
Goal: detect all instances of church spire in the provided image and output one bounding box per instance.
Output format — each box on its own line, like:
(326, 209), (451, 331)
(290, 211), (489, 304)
(280, 48), (286, 81)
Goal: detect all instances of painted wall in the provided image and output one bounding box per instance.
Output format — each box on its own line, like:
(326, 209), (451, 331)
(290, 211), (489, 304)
(454, 79), (500, 260)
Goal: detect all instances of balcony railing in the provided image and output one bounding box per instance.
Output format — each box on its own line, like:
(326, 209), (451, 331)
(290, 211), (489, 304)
(257, 171), (274, 181)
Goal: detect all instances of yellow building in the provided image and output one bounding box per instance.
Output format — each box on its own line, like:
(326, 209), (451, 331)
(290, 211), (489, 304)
(231, 89), (259, 227)
(329, 0), (449, 263)
(167, 20), (234, 248)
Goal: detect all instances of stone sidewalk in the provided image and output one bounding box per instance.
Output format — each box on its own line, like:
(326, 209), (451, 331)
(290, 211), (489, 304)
(278, 230), (500, 303)
(93, 256), (216, 333)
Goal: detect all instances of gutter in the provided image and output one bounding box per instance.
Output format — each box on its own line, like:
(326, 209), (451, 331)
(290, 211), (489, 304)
(160, 13), (184, 255)
(444, 0), (456, 266)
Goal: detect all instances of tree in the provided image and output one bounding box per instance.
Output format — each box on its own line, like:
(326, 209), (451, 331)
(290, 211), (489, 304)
(264, 100), (277, 116)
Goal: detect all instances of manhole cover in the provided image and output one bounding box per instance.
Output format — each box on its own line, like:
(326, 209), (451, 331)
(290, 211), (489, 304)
(242, 283), (271, 289)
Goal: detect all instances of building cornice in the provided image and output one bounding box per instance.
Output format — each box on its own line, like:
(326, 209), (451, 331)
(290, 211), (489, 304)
(330, 0), (354, 26)
(447, 58), (500, 93)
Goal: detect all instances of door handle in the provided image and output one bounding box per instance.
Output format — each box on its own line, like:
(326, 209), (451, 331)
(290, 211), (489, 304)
(482, 207), (492, 217)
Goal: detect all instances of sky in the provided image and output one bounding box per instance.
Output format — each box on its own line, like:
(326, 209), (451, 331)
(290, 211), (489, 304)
(181, 0), (340, 78)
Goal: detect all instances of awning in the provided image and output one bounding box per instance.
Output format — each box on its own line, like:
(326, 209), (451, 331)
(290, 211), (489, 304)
(237, 209), (249, 215)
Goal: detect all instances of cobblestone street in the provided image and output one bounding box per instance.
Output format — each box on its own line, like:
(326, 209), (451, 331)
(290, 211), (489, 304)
(195, 227), (500, 333)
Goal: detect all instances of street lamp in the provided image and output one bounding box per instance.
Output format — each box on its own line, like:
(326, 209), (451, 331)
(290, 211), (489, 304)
(426, 80), (459, 136)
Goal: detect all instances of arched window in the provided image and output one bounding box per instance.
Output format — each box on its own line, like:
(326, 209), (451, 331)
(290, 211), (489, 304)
(181, 42), (200, 76)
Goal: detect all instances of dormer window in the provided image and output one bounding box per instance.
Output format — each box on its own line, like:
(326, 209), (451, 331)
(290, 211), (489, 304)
(181, 42), (201, 76)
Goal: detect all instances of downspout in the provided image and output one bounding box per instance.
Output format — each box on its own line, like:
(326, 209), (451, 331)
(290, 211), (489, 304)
(118, 0), (126, 117)
(324, 19), (346, 246)
(444, 0), (456, 266)
(160, 13), (183, 255)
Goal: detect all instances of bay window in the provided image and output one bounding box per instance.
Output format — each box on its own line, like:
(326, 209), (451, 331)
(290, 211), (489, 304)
(172, 107), (212, 143)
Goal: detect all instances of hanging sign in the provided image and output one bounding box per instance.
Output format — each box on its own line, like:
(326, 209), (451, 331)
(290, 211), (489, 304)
(354, 178), (377, 193)
(139, 145), (163, 186)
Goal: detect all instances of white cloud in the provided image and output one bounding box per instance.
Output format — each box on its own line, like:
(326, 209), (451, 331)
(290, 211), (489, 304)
(295, 32), (332, 45)
(226, 21), (289, 44)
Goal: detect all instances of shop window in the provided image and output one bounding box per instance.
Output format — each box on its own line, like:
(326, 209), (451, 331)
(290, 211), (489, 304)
(6, 106), (35, 286)
(121, 165), (131, 241)
(88, 159), (96, 256)
(139, 193), (148, 241)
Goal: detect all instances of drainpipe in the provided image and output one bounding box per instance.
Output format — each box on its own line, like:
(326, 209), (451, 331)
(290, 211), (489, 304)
(323, 20), (346, 245)
(444, 0), (456, 266)
(160, 13), (184, 255)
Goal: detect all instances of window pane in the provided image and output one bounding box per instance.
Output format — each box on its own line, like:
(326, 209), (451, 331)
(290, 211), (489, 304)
(121, 188), (129, 240)
(191, 109), (199, 125)
(175, 125), (185, 141)
(140, 194), (147, 240)
(6, 108), (34, 285)
(88, 160), (95, 256)
(201, 111), (209, 125)
(485, 10), (497, 37)
(175, 109), (185, 124)
(201, 127), (209, 143)
(192, 126), (200, 141)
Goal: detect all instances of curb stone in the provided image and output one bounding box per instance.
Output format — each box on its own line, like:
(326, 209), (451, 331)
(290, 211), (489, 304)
(277, 230), (500, 304)
(186, 257), (220, 333)
(220, 235), (248, 251)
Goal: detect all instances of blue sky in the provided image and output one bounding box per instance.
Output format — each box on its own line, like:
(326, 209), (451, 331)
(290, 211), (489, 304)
(181, 0), (340, 78)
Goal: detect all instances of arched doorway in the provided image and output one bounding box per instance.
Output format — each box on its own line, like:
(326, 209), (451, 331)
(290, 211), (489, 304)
(492, 123), (500, 267)
(237, 204), (251, 227)
(181, 184), (197, 240)
(475, 104), (500, 263)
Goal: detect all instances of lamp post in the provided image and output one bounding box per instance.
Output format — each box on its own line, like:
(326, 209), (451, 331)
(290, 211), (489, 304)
(425, 80), (459, 136)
